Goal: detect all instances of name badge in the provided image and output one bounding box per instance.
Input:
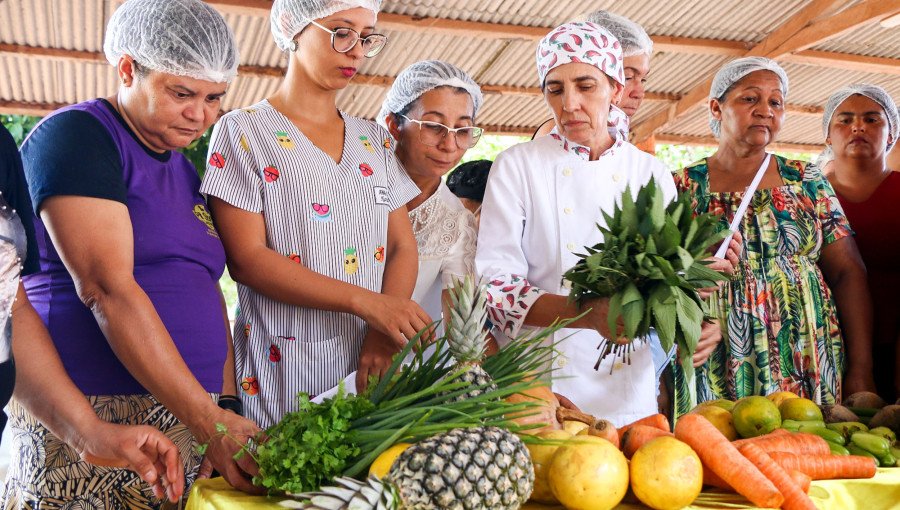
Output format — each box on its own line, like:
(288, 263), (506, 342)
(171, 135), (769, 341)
(374, 186), (390, 206)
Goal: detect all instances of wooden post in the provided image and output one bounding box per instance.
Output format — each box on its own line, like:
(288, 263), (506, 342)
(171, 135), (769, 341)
(635, 135), (656, 155)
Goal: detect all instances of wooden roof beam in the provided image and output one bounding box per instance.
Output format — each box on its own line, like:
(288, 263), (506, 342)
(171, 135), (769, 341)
(630, 0), (897, 144)
(0, 100), (66, 116)
(784, 50), (900, 76)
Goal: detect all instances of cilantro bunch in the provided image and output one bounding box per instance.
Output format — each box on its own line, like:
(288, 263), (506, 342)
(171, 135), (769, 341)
(563, 178), (728, 377)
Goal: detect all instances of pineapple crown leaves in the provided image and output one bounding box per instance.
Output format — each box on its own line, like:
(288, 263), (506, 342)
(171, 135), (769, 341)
(561, 178), (728, 376)
(446, 275), (491, 363)
(293, 476), (398, 510)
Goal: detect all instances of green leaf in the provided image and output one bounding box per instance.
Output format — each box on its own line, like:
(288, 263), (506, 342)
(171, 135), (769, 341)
(649, 286), (676, 352)
(622, 298), (645, 339)
(686, 261), (728, 285)
(674, 288), (703, 354)
(649, 183), (665, 231)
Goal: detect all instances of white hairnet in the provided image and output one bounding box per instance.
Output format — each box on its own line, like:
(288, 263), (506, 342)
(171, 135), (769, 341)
(822, 84), (899, 153)
(707, 57), (789, 137)
(270, 0), (382, 52)
(377, 60), (483, 128)
(814, 146), (834, 169)
(104, 0), (239, 83)
(585, 11), (653, 57)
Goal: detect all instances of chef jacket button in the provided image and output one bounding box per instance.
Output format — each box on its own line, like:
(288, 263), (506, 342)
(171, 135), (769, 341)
(557, 355), (568, 368)
(564, 207), (572, 215)
(562, 168), (572, 177)
(612, 173), (622, 183)
(563, 280), (572, 290)
(566, 242), (575, 251)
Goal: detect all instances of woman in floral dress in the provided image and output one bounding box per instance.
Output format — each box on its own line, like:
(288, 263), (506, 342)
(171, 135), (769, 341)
(673, 58), (875, 411)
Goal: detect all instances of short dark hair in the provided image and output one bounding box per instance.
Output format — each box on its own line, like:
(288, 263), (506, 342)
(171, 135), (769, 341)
(446, 159), (492, 202)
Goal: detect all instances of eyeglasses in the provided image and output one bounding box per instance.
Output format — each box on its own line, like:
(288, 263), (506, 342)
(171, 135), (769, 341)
(401, 115), (483, 149)
(305, 19), (388, 58)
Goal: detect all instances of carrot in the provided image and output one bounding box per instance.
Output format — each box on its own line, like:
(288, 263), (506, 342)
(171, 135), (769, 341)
(621, 425), (673, 458)
(703, 465), (733, 491)
(739, 443), (817, 510)
(733, 432), (830, 455)
(789, 470), (812, 494)
(768, 452), (877, 480)
(675, 414), (783, 508)
(617, 413), (670, 442)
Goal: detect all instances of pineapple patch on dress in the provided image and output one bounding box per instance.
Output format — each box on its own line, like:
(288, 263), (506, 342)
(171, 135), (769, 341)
(344, 247), (359, 275)
(360, 136), (375, 153)
(275, 130), (295, 149)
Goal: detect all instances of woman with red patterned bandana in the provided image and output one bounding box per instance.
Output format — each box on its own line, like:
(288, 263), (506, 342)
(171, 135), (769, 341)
(475, 21), (679, 425)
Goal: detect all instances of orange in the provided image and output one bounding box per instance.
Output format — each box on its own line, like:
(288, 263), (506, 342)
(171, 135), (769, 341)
(549, 435), (629, 510)
(779, 397), (823, 422)
(732, 396), (782, 438)
(527, 430), (573, 504)
(630, 436), (703, 510)
(368, 443), (411, 479)
(690, 405), (739, 441)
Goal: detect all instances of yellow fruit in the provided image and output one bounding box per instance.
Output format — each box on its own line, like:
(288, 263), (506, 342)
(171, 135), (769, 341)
(563, 420), (590, 435)
(549, 435), (629, 510)
(527, 430), (573, 504)
(779, 397), (824, 422)
(698, 399), (735, 412)
(368, 443), (411, 479)
(767, 391), (800, 408)
(630, 436), (703, 510)
(732, 396), (782, 438)
(689, 405), (738, 441)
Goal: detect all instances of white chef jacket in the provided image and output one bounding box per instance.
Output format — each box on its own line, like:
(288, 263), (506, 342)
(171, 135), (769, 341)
(475, 131), (676, 426)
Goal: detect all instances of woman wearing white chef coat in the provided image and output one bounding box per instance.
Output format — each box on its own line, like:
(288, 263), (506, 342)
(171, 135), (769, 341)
(475, 21), (676, 425)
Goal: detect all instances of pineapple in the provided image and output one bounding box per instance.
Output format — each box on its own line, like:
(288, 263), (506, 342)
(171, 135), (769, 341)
(295, 427), (534, 510)
(441, 277), (497, 401)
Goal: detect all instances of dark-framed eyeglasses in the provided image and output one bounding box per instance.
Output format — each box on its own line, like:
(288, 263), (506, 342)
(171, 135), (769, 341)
(305, 19), (388, 58)
(401, 115), (483, 149)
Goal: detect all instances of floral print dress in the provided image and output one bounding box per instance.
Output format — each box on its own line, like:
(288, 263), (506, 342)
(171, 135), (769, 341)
(672, 156), (851, 414)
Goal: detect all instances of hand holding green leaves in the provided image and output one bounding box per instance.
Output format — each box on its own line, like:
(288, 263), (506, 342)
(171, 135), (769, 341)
(562, 178), (728, 374)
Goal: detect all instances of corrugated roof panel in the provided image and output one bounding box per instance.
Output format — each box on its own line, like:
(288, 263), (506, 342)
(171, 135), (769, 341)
(811, 22), (900, 59)
(780, 62), (900, 106)
(646, 52), (731, 95)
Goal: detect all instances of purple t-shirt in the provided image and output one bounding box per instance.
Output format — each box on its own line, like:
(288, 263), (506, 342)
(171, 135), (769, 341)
(20, 99), (227, 396)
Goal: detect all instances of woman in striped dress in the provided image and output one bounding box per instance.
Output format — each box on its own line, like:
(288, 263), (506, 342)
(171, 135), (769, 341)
(201, 0), (426, 430)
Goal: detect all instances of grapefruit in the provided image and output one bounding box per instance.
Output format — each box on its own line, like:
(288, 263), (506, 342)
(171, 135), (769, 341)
(630, 436), (703, 510)
(549, 435), (629, 510)
(527, 430), (572, 504)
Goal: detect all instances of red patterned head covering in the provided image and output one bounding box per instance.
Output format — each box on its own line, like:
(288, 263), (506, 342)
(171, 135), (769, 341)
(536, 21), (625, 88)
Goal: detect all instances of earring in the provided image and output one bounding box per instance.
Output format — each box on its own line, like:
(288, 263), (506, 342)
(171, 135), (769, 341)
(289, 40), (298, 52)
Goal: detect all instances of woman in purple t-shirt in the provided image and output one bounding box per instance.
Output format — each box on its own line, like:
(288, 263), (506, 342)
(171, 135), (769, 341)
(4, 1), (262, 507)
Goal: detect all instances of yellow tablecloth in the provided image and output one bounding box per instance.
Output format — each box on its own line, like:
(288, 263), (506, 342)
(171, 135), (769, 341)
(187, 469), (900, 510)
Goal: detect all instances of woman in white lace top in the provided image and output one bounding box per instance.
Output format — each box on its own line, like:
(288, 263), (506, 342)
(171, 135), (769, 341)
(378, 60), (483, 327)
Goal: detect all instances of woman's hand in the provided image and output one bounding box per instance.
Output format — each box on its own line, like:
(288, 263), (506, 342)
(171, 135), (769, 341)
(355, 293), (433, 350)
(698, 230), (743, 299)
(584, 297), (623, 340)
(692, 320), (723, 367)
(75, 421), (184, 503)
(196, 410), (264, 494)
(356, 330), (402, 393)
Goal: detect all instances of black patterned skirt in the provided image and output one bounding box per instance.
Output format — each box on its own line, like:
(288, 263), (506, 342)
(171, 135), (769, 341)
(0, 394), (214, 509)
